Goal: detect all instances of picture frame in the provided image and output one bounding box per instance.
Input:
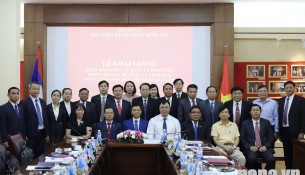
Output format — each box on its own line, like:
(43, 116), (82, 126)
(294, 81), (305, 94)
(291, 65), (305, 78)
(247, 81), (265, 94)
(246, 65), (265, 78)
(269, 65), (287, 78)
(246, 97), (257, 102)
(269, 81), (286, 94)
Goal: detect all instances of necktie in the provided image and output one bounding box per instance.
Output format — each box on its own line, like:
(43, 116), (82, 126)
(235, 103), (241, 126)
(192, 100), (196, 107)
(163, 118), (167, 140)
(107, 123), (111, 139)
(117, 100), (122, 116)
(177, 93), (181, 99)
(194, 121), (198, 140)
(35, 99), (43, 126)
(210, 102), (215, 124)
(14, 104), (19, 118)
(255, 122), (262, 148)
(101, 97), (106, 121)
(134, 120), (139, 131)
(143, 99), (147, 119)
(166, 98), (170, 107)
(283, 97), (290, 125)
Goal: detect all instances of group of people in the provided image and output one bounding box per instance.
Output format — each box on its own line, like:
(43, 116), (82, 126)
(0, 78), (304, 170)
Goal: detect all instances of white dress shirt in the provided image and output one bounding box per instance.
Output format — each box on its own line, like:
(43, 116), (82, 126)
(146, 114), (181, 140)
(283, 93), (295, 127)
(64, 101), (72, 116)
(30, 95), (44, 129)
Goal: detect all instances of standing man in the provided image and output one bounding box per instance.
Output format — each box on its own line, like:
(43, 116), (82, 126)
(278, 81), (305, 169)
(107, 84), (131, 123)
(147, 101), (181, 141)
(159, 83), (179, 118)
(204, 86), (224, 126)
(172, 78), (188, 100)
(253, 85), (279, 137)
(60, 88), (75, 119)
(75, 88), (96, 126)
(224, 87), (252, 129)
(0, 87), (25, 149)
(240, 104), (275, 170)
(20, 82), (49, 158)
(123, 104), (148, 133)
(91, 80), (114, 122)
(132, 83), (158, 120)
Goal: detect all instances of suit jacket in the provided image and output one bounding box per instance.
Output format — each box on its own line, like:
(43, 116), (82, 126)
(20, 97), (49, 139)
(106, 99), (131, 123)
(132, 97), (159, 120)
(177, 98), (205, 123)
(74, 100), (97, 126)
(278, 94), (305, 138)
(181, 120), (211, 141)
(91, 94), (114, 122)
(60, 101), (75, 120)
(240, 118), (274, 154)
(47, 103), (66, 138)
(94, 120), (122, 139)
(0, 102), (25, 143)
(159, 97), (179, 118)
(203, 100), (224, 127)
(172, 92), (188, 100)
(123, 118), (148, 133)
(224, 100), (252, 129)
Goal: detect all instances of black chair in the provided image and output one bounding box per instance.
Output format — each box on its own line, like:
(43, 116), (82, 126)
(8, 133), (26, 163)
(0, 144), (7, 174)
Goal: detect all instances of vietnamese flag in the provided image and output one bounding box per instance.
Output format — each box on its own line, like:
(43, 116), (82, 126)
(218, 48), (232, 103)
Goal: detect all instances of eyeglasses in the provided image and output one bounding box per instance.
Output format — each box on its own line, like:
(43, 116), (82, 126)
(191, 111), (201, 114)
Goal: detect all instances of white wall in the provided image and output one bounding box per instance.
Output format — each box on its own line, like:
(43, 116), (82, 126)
(0, 0), (20, 104)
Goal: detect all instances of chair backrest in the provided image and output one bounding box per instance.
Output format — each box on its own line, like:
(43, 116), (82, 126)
(0, 144), (7, 174)
(8, 133), (25, 160)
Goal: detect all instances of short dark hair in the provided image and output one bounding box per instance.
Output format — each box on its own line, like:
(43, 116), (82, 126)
(123, 81), (136, 95)
(131, 104), (142, 110)
(189, 105), (201, 113)
(173, 78), (184, 85)
(112, 84), (123, 91)
(206, 86), (217, 93)
(98, 80), (109, 87)
(249, 104), (262, 112)
(62, 88), (72, 94)
(257, 85), (268, 91)
(163, 83), (173, 90)
(74, 103), (87, 119)
(139, 83), (150, 90)
(284, 80), (295, 87)
(51, 89), (62, 97)
(8, 87), (19, 93)
(231, 86), (244, 94)
(218, 106), (228, 114)
(28, 81), (40, 89)
(187, 84), (198, 91)
(79, 88), (89, 94)
(104, 106), (114, 113)
(159, 100), (170, 107)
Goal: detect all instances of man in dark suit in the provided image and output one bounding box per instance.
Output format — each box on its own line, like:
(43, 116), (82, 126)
(20, 82), (49, 158)
(0, 87), (25, 149)
(181, 105), (210, 141)
(60, 88), (75, 119)
(91, 80), (114, 122)
(123, 105), (148, 133)
(278, 81), (305, 169)
(177, 84), (207, 123)
(94, 107), (122, 139)
(240, 104), (275, 170)
(132, 83), (158, 120)
(159, 83), (179, 118)
(172, 78), (188, 100)
(106, 84), (131, 123)
(75, 88), (97, 126)
(224, 87), (252, 129)
(204, 86), (224, 126)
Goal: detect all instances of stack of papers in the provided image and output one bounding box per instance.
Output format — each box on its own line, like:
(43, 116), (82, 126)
(203, 156), (232, 166)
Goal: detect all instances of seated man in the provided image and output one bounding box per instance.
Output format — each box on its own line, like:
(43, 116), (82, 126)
(240, 104), (275, 170)
(147, 101), (181, 141)
(95, 107), (122, 139)
(211, 106), (246, 168)
(123, 104), (148, 133)
(181, 105), (210, 141)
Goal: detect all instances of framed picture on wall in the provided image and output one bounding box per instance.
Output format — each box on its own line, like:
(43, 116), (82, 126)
(269, 65), (287, 78)
(247, 81), (265, 94)
(246, 65), (265, 78)
(294, 81), (305, 94)
(246, 97), (257, 102)
(291, 65), (305, 78)
(269, 81), (286, 94)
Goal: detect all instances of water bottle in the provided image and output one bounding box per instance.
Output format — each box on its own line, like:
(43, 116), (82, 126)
(196, 144), (203, 161)
(187, 154), (195, 175)
(180, 147), (187, 173)
(96, 130), (102, 150)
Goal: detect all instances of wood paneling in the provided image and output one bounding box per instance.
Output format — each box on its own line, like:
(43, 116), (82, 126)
(24, 4), (43, 23)
(214, 3), (234, 23)
(24, 23), (44, 55)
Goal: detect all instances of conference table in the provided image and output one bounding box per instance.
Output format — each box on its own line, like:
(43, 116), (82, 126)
(293, 139), (305, 175)
(19, 139), (239, 175)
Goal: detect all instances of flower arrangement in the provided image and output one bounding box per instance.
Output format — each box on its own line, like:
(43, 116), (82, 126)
(116, 130), (148, 143)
